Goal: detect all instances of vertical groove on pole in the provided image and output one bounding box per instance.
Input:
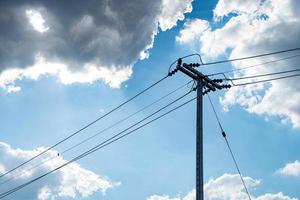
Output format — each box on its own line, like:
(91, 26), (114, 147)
(196, 79), (203, 200)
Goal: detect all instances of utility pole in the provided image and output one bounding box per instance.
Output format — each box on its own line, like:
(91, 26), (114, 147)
(196, 79), (203, 200)
(169, 58), (230, 200)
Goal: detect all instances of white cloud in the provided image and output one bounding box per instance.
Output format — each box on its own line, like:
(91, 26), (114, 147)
(0, 142), (120, 199)
(213, 0), (261, 20)
(158, 0), (193, 31)
(0, 54), (132, 91)
(177, 0), (300, 128)
(38, 186), (51, 200)
(277, 160), (300, 177)
(26, 9), (49, 33)
(204, 173), (259, 200)
(176, 19), (210, 44)
(255, 192), (297, 200)
(147, 173), (296, 200)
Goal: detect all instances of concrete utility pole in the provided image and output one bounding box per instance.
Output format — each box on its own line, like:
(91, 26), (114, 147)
(171, 58), (227, 200)
(196, 79), (203, 200)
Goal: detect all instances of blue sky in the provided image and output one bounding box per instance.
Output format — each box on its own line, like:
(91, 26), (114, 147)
(0, 0), (300, 200)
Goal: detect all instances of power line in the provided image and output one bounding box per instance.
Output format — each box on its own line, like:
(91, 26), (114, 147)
(0, 80), (193, 187)
(225, 68), (300, 82)
(3, 48), (300, 197)
(169, 48), (300, 77)
(201, 47), (300, 66)
(208, 53), (300, 76)
(0, 75), (169, 180)
(231, 73), (300, 86)
(0, 92), (197, 199)
(206, 94), (252, 200)
(61, 80), (193, 155)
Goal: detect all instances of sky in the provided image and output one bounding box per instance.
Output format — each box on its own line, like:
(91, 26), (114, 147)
(0, 0), (300, 199)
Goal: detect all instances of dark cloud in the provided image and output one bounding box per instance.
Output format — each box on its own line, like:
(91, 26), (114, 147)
(0, 0), (162, 71)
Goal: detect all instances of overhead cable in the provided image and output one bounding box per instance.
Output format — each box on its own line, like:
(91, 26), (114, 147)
(208, 53), (300, 76)
(226, 68), (300, 81)
(0, 80), (192, 187)
(232, 73), (300, 86)
(201, 47), (300, 66)
(0, 92), (197, 199)
(0, 75), (169, 179)
(207, 94), (252, 200)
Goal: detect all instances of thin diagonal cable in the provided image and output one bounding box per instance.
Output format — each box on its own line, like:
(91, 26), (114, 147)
(207, 94), (252, 200)
(232, 73), (300, 86)
(201, 47), (300, 66)
(0, 93), (196, 199)
(0, 75), (169, 179)
(226, 68), (300, 81)
(69, 92), (195, 163)
(61, 80), (193, 155)
(208, 53), (300, 76)
(0, 80), (192, 187)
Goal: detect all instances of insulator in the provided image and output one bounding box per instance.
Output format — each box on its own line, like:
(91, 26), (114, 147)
(177, 58), (182, 66)
(195, 63), (200, 67)
(212, 79), (223, 83)
(221, 84), (231, 88)
(168, 67), (180, 76)
(221, 131), (226, 137)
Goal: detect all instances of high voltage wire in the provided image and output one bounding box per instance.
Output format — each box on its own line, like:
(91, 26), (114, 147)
(225, 68), (300, 81)
(0, 91), (197, 199)
(2, 47), (300, 198)
(0, 80), (193, 187)
(206, 94), (252, 200)
(0, 75), (169, 180)
(201, 47), (300, 66)
(168, 47), (300, 76)
(208, 53), (300, 76)
(231, 73), (300, 86)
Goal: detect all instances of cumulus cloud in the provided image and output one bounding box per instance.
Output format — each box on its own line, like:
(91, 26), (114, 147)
(255, 193), (297, 200)
(0, 0), (193, 92)
(0, 142), (119, 199)
(176, 19), (210, 44)
(177, 0), (300, 128)
(277, 160), (300, 177)
(213, 0), (262, 19)
(204, 173), (259, 200)
(0, 55), (133, 91)
(158, 0), (193, 31)
(147, 173), (296, 200)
